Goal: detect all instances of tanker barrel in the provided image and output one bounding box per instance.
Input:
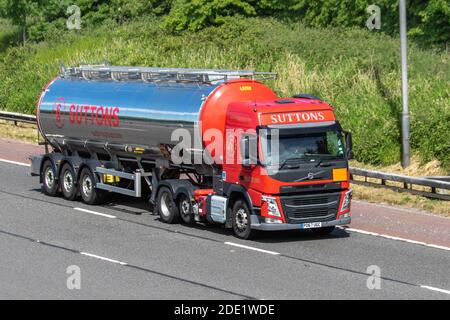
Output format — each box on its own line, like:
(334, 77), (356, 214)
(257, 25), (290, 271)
(37, 65), (278, 163)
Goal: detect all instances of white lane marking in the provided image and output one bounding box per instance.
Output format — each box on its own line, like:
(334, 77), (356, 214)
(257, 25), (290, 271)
(426, 244), (450, 251)
(224, 242), (280, 255)
(420, 285), (450, 295)
(0, 158), (30, 167)
(80, 252), (128, 265)
(74, 207), (116, 219)
(340, 227), (450, 251)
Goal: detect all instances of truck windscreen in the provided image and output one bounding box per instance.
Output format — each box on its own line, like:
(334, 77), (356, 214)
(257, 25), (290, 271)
(261, 124), (346, 167)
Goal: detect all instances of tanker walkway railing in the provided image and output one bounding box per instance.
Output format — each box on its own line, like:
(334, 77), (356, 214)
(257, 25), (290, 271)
(1, 110), (449, 201)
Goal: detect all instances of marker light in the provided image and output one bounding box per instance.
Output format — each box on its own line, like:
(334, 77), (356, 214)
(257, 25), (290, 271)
(333, 168), (348, 182)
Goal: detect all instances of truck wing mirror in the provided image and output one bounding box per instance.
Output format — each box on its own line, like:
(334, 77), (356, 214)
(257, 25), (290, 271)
(344, 131), (354, 160)
(240, 134), (258, 167)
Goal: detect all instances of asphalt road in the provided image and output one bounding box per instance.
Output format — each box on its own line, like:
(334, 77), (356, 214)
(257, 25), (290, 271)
(0, 161), (449, 299)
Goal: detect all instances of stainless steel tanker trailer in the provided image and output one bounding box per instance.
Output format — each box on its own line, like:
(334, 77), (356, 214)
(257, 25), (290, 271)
(31, 65), (353, 239)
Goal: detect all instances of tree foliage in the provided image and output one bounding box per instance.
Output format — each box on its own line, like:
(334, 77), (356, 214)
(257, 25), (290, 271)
(0, 0), (448, 45)
(164, 0), (449, 46)
(0, 0), (41, 44)
(1, 0), (172, 42)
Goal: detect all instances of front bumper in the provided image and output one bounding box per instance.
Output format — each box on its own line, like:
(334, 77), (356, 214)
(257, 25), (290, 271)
(250, 214), (351, 231)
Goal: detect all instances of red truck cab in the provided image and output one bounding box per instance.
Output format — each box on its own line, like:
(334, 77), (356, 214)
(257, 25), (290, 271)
(214, 97), (352, 238)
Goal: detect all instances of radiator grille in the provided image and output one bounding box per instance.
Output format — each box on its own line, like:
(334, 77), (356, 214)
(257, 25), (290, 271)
(280, 192), (341, 224)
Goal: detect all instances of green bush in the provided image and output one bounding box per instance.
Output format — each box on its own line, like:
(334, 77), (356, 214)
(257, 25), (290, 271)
(1, 0), (449, 46)
(0, 18), (16, 51)
(0, 0), (173, 43)
(164, 0), (450, 46)
(0, 17), (448, 170)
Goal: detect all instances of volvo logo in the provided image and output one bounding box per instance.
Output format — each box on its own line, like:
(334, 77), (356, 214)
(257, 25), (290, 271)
(295, 170), (325, 182)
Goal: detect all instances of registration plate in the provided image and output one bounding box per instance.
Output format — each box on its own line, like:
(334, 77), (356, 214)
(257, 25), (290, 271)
(300, 222), (322, 229)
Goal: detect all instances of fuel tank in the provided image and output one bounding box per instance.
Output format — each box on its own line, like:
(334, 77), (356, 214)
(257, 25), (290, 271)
(37, 73), (276, 161)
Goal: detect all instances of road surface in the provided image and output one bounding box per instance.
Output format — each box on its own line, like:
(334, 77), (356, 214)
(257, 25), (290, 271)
(0, 138), (449, 299)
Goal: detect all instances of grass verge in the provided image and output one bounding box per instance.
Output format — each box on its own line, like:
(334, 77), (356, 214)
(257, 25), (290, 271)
(0, 120), (40, 144)
(351, 185), (449, 217)
(349, 157), (449, 217)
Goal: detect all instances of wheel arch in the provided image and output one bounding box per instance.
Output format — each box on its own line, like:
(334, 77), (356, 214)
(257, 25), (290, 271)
(58, 159), (75, 178)
(39, 153), (64, 183)
(223, 184), (253, 213)
(157, 180), (197, 204)
(76, 160), (103, 185)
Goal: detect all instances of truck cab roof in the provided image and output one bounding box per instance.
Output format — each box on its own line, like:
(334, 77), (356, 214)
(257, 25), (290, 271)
(231, 98), (333, 111)
(227, 99), (336, 128)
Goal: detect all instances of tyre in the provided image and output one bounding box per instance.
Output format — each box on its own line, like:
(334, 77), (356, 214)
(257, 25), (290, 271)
(156, 187), (179, 224)
(60, 163), (78, 201)
(232, 199), (255, 240)
(79, 167), (107, 205)
(178, 194), (194, 224)
(311, 226), (335, 235)
(41, 160), (59, 197)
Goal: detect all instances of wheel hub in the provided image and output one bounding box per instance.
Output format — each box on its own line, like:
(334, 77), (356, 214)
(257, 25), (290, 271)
(45, 168), (54, 188)
(181, 200), (190, 216)
(63, 171), (73, 192)
(82, 175), (93, 197)
(235, 208), (248, 231)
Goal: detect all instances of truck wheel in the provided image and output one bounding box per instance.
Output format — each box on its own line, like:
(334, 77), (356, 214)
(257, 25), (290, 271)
(311, 226), (335, 235)
(41, 160), (59, 197)
(79, 168), (106, 205)
(178, 194), (194, 224)
(60, 163), (78, 201)
(157, 187), (179, 224)
(232, 199), (255, 240)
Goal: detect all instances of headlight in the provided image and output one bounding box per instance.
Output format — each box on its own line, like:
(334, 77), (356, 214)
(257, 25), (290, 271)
(262, 196), (281, 218)
(265, 218), (283, 224)
(341, 189), (352, 212)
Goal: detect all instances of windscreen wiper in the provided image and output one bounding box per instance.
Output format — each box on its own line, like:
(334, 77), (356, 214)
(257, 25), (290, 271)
(304, 153), (340, 158)
(278, 157), (306, 170)
(302, 154), (341, 167)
